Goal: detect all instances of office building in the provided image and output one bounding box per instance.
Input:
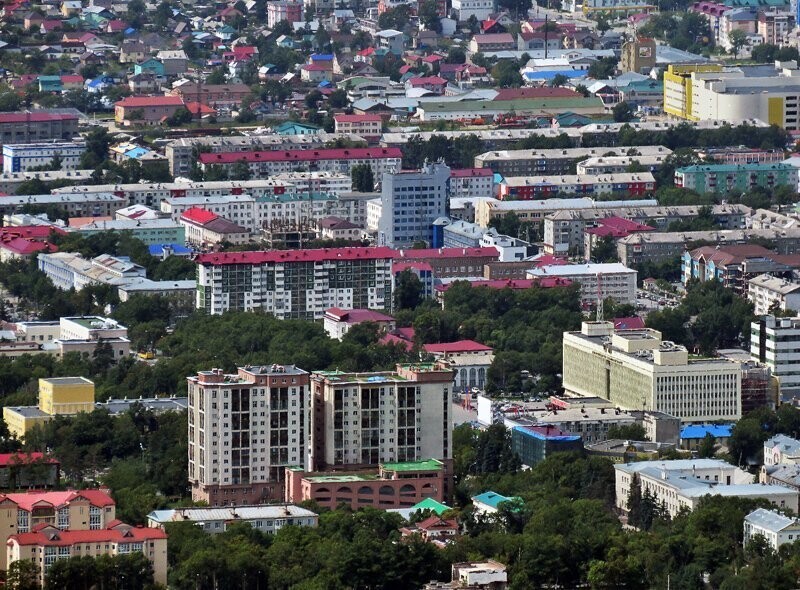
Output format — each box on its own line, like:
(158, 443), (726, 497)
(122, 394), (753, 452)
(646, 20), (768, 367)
(187, 365), (311, 505)
(527, 263), (637, 305)
(744, 508), (800, 551)
(683, 245), (800, 295)
(310, 363), (453, 472)
(2, 141), (85, 172)
(0, 111), (80, 144)
(751, 315), (800, 401)
(615, 459), (798, 519)
(675, 163), (799, 194)
(442, 220), (486, 249)
(563, 322), (743, 422)
(474, 146), (671, 177)
(378, 163), (450, 247)
(147, 505), (318, 534)
(511, 425), (583, 467)
(195, 247), (395, 318)
(8, 523), (167, 586)
(749, 274), (800, 316)
(38, 253), (146, 291)
(449, 168), (494, 200)
(285, 460), (447, 510)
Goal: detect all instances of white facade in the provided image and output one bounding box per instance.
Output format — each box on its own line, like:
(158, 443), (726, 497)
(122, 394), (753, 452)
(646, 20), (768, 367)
(563, 322), (743, 422)
(148, 505), (318, 534)
(744, 509), (800, 551)
(764, 434), (800, 467)
(479, 230), (528, 262)
(527, 263), (638, 305)
(366, 199), (382, 232)
(37, 252), (146, 291)
(379, 163), (450, 248)
(751, 315), (800, 400)
(449, 172), (494, 200)
(615, 459), (799, 519)
(451, 0), (495, 21)
(748, 274), (800, 316)
(2, 141), (86, 172)
(576, 155), (669, 175)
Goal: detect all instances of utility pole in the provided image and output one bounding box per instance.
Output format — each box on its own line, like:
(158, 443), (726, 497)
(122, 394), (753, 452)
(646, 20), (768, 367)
(544, 15), (549, 60)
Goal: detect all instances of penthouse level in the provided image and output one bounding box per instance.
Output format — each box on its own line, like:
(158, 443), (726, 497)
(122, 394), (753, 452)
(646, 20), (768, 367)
(198, 148), (402, 180)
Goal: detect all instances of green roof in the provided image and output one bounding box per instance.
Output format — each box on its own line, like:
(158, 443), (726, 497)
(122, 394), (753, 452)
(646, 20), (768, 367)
(305, 474), (378, 483)
(419, 97), (604, 113)
(677, 163), (795, 173)
(382, 459), (443, 472)
(412, 497), (450, 515)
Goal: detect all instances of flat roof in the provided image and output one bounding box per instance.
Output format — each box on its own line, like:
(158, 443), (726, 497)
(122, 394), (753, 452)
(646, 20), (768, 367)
(40, 377), (93, 386)
(382, 459), (443, 472)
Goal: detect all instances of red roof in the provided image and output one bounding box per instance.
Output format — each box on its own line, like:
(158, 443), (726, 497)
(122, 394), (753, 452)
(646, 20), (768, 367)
(397, 247), (499, 260)
(0, 237), (51, 255)
(324, 307), (394, 324)
(613, 316), (646, 330)
(435, 278), (572, 292)
(493, 87), (581, 101)
(2, 489), (114, 512)
(196, 246), (397, 266)
(0, 112), (77, 123)
(473, 33), (515, 44)
(184, 101), (217, 115)
(60, 75), (83, 84)
(0, 225), (65, 239)
(10, 524), (167, 547)
(416, 516), (458, 530)
(449, 168), (493, 178)
(198, 147), (402, 165)
(181, 207), (218, 224)
(596, 216), (654, 232)
(421, 54), (443, 63)
(407, 76), (447, 87)
(529, 254), (570, 268)
(423, 340), (492, 354)
(115, 95), (185, 108)
(0, 452), (57, 467)
(334, 114), (382, 123)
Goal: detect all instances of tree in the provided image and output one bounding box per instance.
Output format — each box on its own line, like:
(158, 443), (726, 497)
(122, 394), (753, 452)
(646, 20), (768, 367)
(80, 127), (110, 168)
(698, 433), (717, 458)
(550, 73), (569, 88)
(394, 269), (423, 309)
(607, 423), (648, 441)
(588, 57), (618, 79)
(590, 235), (619, 263)
(446, 46), (466, 64)
(612, 101), (634, 123)
(229, 161), (252, 181)
(206, 68), (227, 84)
(327, 88), (348, 109)
(351, 164), (375, 192)
(491, 60), (523, 87)
(166, 106), (193, 126)
(418, 0), (442, 32)
(6, 560), (40, 590)
(305, 90), (323, 110)
(728, 28), (748, 59)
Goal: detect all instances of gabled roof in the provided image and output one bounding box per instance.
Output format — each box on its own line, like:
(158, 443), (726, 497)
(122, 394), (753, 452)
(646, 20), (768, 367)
(180, 207), (218, 224)
(424, 340), (492, 354)
(116, 95), (184, 108)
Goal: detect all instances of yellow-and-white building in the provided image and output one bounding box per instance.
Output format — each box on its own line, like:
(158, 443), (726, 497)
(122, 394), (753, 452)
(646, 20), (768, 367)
(3, 377), (94, 439)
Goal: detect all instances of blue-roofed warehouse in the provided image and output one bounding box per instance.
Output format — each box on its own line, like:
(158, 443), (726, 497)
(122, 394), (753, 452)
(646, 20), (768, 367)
(512, 425), (583, 467)
(680, 424), (733, 450)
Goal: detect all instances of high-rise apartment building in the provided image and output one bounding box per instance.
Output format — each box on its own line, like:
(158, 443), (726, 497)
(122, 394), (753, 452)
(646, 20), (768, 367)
(195, 247), (395, 317)
(310, 363), (454, 471)
(378, 163), (450, 248)
(563, 322), (743, 422)
(751, 315), (800, 402)
(187, 365), (311, 506)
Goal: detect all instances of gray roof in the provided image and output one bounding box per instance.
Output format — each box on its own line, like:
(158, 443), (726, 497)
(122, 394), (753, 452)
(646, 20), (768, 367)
(745, 508), (800, 533)
(148, 504), (318, 523)
(765, 434), (800, 455)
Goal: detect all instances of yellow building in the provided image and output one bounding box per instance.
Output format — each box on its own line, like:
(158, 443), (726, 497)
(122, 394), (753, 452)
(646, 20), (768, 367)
(663, 64), (724, 120)
(3, 377), (95, 440)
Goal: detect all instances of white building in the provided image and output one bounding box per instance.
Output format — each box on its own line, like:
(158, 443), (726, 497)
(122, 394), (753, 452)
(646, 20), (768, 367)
(423, 340), (494, 391)
(378, 162), (450, 248)
(187, 365), (311, 505)
(479, 230), (529, 262)
(2, 141), (86, 172)
(576, 155), (669, 175)
(615, 459), (799, 519)
(322, 308), (395, 340)
(450, 0), (495, 21)
(744, 508), (800, 551)
(475, 197), (658, 229)
(748, 274), (800, 316)
(449, 169), (494, 200)
(765, 434), (800, 467)
(527, 263), (638, 305)
(147, 505), (318, 534)
(38, 252), (146, 291)
(564, 322), (743, 422)
(751, 315), (800, 401)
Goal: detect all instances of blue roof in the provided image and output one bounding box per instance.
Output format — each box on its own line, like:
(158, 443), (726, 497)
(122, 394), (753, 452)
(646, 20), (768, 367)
(515, 426), (581, 442)
(311, 53), (334, 61)
(124, 27), (136, 34)
(472, 491), (520, 509)
(318, 80), (334, 88)
(148, 243), (192, 256)
(524, 69), (588, 81)
(124, 147), (149, 159)
(680, 424), (733, 439)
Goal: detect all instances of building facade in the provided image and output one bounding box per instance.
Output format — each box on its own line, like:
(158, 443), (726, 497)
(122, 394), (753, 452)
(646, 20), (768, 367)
(751, 315), (800, 401)
(748, 274), (800, 316)
(527, 263), (637, 305)
(511, 425), (583, 467)
(2, 141), (86, 172)
(675, 163), (799, 194)
(187, 365), (311, 506)
(147, 504), (318, 534)
(0, 112), (80, 145)
(744, 508), (800, 551)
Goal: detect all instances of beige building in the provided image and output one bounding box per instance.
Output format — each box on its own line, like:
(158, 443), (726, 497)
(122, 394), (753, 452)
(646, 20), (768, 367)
(334, 114), (383, 137)
(620, 36), (656, 74)
(187, 365), (311, 506)
(3, 377), (95, 439)
(563, 322), (743, 422)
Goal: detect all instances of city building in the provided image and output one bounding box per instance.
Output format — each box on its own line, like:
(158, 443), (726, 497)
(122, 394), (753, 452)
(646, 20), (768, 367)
(615, 459), (799, 519)
(744, 508), (800, 551)
(2, 141), (85, 172)
(576, 154), (669, 175)
(400, 515), (459, 545)
(147, 504), (318, 534)
(323, 308), (395, 340)
(471, 491), (521, 516)
(195, 247), (395, 318)
(38, 252), (146, 291)
(683, 245), (800, 294)
(3, 377), (91, 438)
(451, 0), (495, 20)
(584, 217), (654, 261)
(679, 424), (732, 450)
(441, 220), (486, 249)
(117, 278), (197, 304)
(449, 168), (494, 200)
(563, 322), (743, 422)
(198, 148), (402, 181)
(114, 95), (186, 126)
(187, 365), (311, 505)
(620, 36), (656, 74)
(266, 0), (303, 27)
(0, 316), (130, 361)
(396, 247), (500, 279)
(474, 146), (671, 177)
(527, 263), (638, 305)
(749, 274), (800, 315)
(675, 163), (799, 194)
(0, 192), (126, 219)
(168, 83), (252, 108)
(498, 172), (656, 199)
(751, 316), (800, 401)
(310, 363), (453, 472)
(378, 163), (450, 247)
(423, 340), (493, 392)
(285, 459), (447, 510)
(334, 114), (383, 138)
(180, 207), (250, 248)
(71, 218), (185, 246)
(0, 453), (59, 489)
(0, 111), (80, 144)
(511, 425), (583, 467)
(423, 561), (508, 590)
(8, 523), (167, 586)
(765, 434), (800, 466)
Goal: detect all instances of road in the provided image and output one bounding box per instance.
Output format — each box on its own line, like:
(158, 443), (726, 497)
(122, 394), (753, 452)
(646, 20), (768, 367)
(452, 400), (478, 427)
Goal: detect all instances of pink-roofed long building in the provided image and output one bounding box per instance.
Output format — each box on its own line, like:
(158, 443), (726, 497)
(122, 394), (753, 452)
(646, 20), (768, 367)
(323, 307), (396, 340)
(583, 216), (654, 261)
(424, 340), (494, 391)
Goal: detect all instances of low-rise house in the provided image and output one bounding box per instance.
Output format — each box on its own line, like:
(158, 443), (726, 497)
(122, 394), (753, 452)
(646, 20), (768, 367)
(471, 491), (521, 516)
(744, 508), (800, 551)
(400, 515), (459, 545)
(147, 505), (318, 534)
(323, 307), (395, 340)
(114, 95), (185, 126)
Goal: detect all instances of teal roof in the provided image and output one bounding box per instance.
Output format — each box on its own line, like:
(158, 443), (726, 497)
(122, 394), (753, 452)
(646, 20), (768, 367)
(411, 497), (450, 515)
(677, 163), (795, 173)
(472, 491), (521, 510)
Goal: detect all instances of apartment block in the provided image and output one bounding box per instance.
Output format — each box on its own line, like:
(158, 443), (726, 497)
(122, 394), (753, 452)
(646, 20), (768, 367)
(749, 274), (800, 315)
(198, 148), (402, 181)
(310, 363), (453, 471)
(511, 426), (583, 468)
(148, 504), (317, 534)
(744, 509), (800, 551)
(378, 163), (450, 247)
(2, 141), (85, 172)
(0, 193), (126, 219)
(72, 218), (185, 246)
(527, 263), (637, 305)
(615, 459), (798, 519)
(751, 315), (800, 401)
(334, 114), (383, 138)
(266, 0), (303, 27)
(474, 146), (671, 176)
(675, 163), (799, 194)
(498, 172), (656, 200)
(448, 168), (494, 199)
(187, 365), (311, 506)
(195, 247), (394, 317)
(563, 322), (742, 422)
(0, 111), (80, 145)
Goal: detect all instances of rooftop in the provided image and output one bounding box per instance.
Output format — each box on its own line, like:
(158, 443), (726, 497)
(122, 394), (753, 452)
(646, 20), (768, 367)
(382, 459), (444, 472)
(744, 508), (800, 533)
(198, 147), (402, 165)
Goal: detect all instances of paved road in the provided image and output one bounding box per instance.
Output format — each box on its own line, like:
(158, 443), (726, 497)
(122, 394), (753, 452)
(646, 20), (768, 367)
(452, 401), (478, 427)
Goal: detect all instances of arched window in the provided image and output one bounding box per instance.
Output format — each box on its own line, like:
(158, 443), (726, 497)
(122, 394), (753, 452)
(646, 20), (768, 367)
(478, 368), (486, 387)
(358, 486), (373, 495)
(379, 486), (394, 496)
(469, 368), (477, 387)
(399, 484), (415, 495)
